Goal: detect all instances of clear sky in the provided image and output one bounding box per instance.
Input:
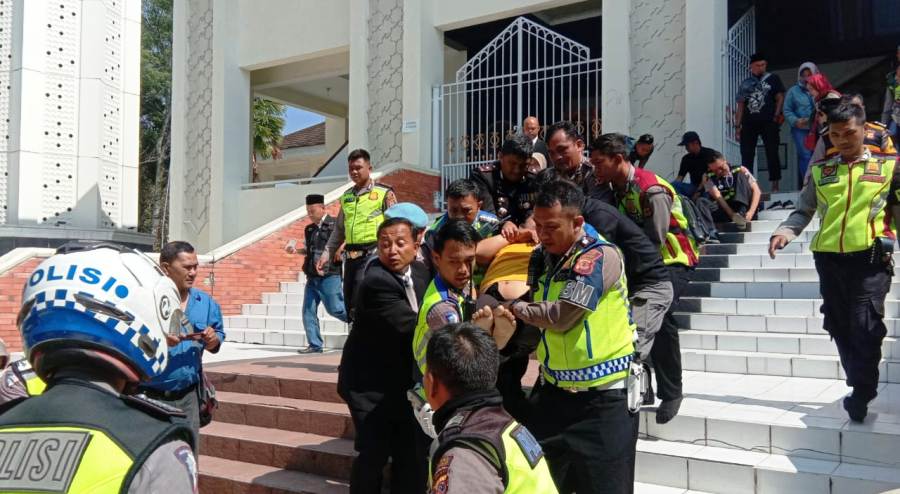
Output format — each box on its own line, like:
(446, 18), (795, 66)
(283, 106), (325, 134)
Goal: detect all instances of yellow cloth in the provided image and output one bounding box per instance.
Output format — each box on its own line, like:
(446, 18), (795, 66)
(480, 243), (536, 291)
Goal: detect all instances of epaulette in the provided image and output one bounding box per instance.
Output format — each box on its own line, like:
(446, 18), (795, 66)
(373, 182), (394, 191)
(869, 121), (888, 130)
(124, 393), (188, 420)
(476, 162), (496, 173)
(476, 210), (500, 225)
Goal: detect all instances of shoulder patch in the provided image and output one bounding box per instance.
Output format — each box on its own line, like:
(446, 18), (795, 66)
(374, 182), (394, 191)
(126, 393), (188, 419)
(432, 454), (453, 493)
(174, 444), (199, 494)
(559, 280), (596, 309)
(510, 424), (544, 469)
(574, 248), (602, 275)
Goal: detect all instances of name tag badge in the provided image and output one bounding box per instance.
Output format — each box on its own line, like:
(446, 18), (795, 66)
(859, 175), (886, 183)
(818, 176), (839, 185)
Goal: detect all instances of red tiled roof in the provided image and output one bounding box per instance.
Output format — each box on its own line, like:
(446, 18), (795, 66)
(281, 122), (326, 149)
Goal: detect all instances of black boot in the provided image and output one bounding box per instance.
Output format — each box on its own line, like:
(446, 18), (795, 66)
(656, 397), (682, 424)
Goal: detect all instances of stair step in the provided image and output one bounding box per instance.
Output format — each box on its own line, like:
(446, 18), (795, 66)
(684, 281), (900, 299)
(199, 455), (349, 494)
(200, 422), (355, 479)
(678, 297), (900, 318)
(698, 253), (814, 269)
(680, 348), (900, 382)
(239, 303), (347, 320)
(225, 328), (348, 348)
(226, 315), (348, 332)
(635, 438), (900, 493)
(216, 391), (354, 439)
(206, 357), (342, 403)
(678, 330), (899, 358)
(674, 312), (900, 336)
(691, 266), (900, 283)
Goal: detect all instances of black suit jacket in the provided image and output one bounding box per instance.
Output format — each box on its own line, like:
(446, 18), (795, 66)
(532, 138), (551, 166)
(337, 259), (429, 413)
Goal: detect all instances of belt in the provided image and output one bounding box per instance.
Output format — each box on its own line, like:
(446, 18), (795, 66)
(346, 250), (369, 260)
(542, 354), (633, 386)
(545, 377), (626, 393)
(140, 383), (197, 401)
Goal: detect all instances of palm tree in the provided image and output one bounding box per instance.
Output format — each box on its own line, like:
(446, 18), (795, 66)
(251, 98), (286, 181)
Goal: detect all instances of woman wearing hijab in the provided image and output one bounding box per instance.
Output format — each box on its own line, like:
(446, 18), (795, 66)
(804, 73), (841, 152)
(784, 62), (818, 183)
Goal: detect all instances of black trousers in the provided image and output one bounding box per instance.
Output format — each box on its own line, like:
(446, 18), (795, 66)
(647, 264), (688, 401)
(529, 385), (639, 494)
(348, 399), (429, 494)
(815, 253), (891, 399)
(496, 353), (533, 425)
(343, 254), (370, 322)
(740, 120), (782, 182)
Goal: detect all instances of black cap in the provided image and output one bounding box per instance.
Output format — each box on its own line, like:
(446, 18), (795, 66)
(636, 134), (654, 145)
(749, 53), (766, 64)
(678, 131), (700, 146)
(305, 194), (325, 206)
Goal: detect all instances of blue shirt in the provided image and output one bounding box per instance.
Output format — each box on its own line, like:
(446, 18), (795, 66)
(142, 288), (225, 392)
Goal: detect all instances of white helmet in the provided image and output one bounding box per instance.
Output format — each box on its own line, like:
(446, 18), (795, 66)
(17, 242), (182, 381)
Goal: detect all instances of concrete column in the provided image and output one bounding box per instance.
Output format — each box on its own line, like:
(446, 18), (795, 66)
(167, 0), (188, 242)
(347, 0), (369, 152)
(401, 0), (443, 168)
(685, 0), (726, 154)
(601, 0), (632, 136)
(208, 4), (251, 248)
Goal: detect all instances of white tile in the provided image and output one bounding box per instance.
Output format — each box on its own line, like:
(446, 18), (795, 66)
(754, 357), (793, 377)
(789, 268), (819, 282)
(757, 469), (830, 494)
(717, 335), (757, 352)
(831, 477), (900, 494)
(633, 482), (687, 494)
(763, 254), (798, 268)
(263, 331), (284, 346)
(689, 314), (726, 330)
(227, 316), (247, 329)
(264, 317), (285, 330)
(646, 415), (706, 444)
(266, 293), (286, 305)
(701, 298), (737, 314)
(766, 316), (806, 334)
(244, 330), (264, 344)
(799, 337), (837, 356)
(782, 283), (820, 299)
(681, 352), (706, 371)
(246, 317), (266, 329)
(775, 299), (815, 316)
(795, 254), (815, 268)
(249, 304), (267, 316)
(284, 318), (303, 330)
(770, 425), (840, 461)
(284, 294), (302, 305)
(736, 298), (774, 316)
(687, 458), (754, 494)
(283, 332), (305, 347)
(841, 427), (900, 467)
(757, 336), (799, 354)
(705, 418), (769, 452)
(225, 329), (244, 343)
(706, 353), (748, 374)
(700, 335), (718, 350)
(727, 315), (766, 332)
(267, 305), (286, 316)
(710, 283), (747, 298)
(680, 333), (703, 350)
(807, 317), (827, 334)
(792, 358), (839, 379)
(747, 282), (780, 298)
(636, 451), (688, 489)
(727, 255), (761, 268)
(284, 305), (301, 317)
(888, 362), (900, 384)
(720, 270), (754, 282)
(754, 269), (790, 282)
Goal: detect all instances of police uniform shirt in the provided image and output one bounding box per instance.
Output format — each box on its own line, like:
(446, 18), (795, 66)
(510, 229), (623, 331)
(303, 215), (341, 278)
(0, 363), (28, 404)
(702, 165), (757, 197)
(128, 438), (197, 493)
(322, 180), (398, 260)
(774, 148), (900, 242)
(470, 162), (538, 226)
(431, 447), (504, 494)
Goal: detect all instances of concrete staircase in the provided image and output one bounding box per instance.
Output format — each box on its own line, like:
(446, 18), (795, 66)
(201, 195), (900, 493)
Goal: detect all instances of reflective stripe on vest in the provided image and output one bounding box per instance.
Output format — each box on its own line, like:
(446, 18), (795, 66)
(12, 360), (46, 397)
(706, 165), (744, 202)
(618, 169), (699, 267)
(810, 156), (897, 253)
(0, 425), (133, 493)
(535, 235), (635, 389)
(413, 276), (464, 379)
(341, 185), (389, 245)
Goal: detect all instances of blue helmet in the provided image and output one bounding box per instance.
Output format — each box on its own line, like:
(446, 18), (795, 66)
(17, 242), (182, 381)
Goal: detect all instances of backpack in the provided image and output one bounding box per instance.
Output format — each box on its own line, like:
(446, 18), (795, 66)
(677, 194), (714, 245)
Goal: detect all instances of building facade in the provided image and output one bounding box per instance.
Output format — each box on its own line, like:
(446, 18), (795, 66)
(1, 0), (143, 246)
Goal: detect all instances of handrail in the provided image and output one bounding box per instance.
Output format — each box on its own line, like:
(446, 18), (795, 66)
(240, 174), (346, 190)
(313, 140), (349, 177)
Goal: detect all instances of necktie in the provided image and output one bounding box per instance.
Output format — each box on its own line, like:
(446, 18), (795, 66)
(403, 271), (419, 313)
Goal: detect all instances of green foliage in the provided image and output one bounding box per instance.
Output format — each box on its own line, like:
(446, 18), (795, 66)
(252, 98), (286, 161)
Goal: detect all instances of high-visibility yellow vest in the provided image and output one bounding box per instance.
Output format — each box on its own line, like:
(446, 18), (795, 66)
(532, 229), (635, 389)
(618, 168), (699, 267)
(430, 405), (558, 494)
(11, 359), (46, 396)
(809, 155), (897, 253)
(413, 276), (464, 380)
(705, 165), (745, 202)
(340, 183), (391, 246)
(0, 379), (193, 494)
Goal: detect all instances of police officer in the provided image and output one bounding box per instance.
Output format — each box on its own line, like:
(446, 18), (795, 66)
(592, 133), (699, 424)
(697, 151), (762, 228)
(810, 93), (897, 164)
(470, 135), (539, 233)
(505, 181), (638, 493)
(770, 102), (900, 422)
(0, 242), (197, 493)
(319, 148), (397, 319)
(0, 358), (45, 403)
(424, 322), (558, 494)
(546, 120), (612, 203)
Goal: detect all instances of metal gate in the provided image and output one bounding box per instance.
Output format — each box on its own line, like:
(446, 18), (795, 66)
(723, 7), (756, 164)
(433, 17), (602, 197)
